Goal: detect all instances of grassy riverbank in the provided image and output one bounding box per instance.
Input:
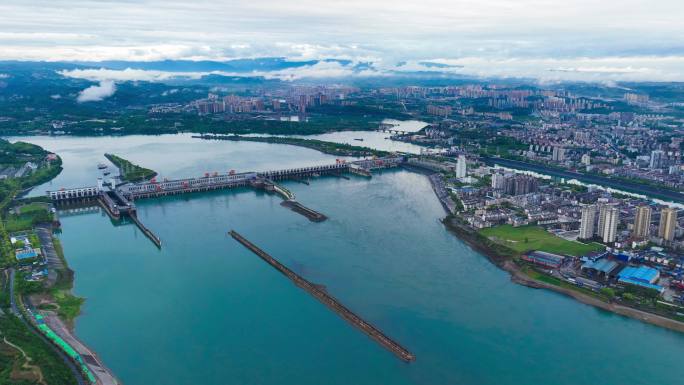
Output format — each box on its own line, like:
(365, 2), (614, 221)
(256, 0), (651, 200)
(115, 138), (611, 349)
(49, 238), (84, 325)
(479, 225), (604, 256)
(5, 203), (54, 232)
(195, 134), (390, 158)
(0, 141), (81, 383)
(105, 153), (158, 182)
(0, 234), (79, 385)
(441, 214), (684, 333)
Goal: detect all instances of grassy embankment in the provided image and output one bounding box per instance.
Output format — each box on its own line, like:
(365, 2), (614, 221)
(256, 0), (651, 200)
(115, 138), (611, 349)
(5, 203), (54, 233)
(49, 238), (83, 324)
(104, 153), (157, 183)
(479, 225), (604, 257)
(16, 238), (85, 325)
(442, 217), (606, 296)
(449, 220), (684, 324)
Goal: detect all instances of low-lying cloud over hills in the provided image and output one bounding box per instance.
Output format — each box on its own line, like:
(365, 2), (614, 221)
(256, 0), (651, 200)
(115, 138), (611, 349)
(1, 1), (684, 82)
(52, 56), (684, 84)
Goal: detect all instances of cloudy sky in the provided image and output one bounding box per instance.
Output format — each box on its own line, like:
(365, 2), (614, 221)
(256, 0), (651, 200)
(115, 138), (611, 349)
(2, 1), (684, 81)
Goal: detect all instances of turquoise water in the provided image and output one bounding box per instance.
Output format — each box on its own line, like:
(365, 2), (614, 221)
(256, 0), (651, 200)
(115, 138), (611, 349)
(8, 134), (352, 197)
(11, 135), (684, 385)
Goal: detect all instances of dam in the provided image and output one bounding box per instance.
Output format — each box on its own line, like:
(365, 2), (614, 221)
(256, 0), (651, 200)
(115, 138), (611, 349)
(46, 157), (404, 245)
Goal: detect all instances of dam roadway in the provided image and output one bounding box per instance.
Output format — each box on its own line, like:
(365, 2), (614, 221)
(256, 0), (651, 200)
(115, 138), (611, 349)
(229, 230), (416, 363)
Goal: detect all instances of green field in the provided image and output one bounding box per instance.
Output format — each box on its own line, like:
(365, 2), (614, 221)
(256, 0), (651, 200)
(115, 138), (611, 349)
(479, 225), (604, 256)
(4, 203), (53, 232)
(104, 153), (157, 182)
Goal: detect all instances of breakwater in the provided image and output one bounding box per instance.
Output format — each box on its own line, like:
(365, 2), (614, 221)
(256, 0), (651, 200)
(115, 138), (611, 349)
(280, 200), (327, 222)
(229, 230), (415, 362)
(129, 213), (162, 248)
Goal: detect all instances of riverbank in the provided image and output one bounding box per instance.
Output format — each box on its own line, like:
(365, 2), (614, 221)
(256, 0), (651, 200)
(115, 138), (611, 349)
(405, 165), (458, 215)
(440, 214), (684, 334)
(415, 158), (684, 333)
(0, 143), (120, 384)
(26, 225), (120, 385)
(39, 305), (119, 385)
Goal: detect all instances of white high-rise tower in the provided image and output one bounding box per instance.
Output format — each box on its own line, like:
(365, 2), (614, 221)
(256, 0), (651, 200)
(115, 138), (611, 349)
(456, 155), (467, 178)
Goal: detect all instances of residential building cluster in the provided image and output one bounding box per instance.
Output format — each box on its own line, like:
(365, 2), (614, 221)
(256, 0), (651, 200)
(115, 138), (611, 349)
(428, 154), (684, 307)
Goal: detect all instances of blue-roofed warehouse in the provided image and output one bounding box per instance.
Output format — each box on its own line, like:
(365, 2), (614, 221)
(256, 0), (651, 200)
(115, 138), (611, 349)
(617, 266), (663, 293)
(581, 257), (621, 280)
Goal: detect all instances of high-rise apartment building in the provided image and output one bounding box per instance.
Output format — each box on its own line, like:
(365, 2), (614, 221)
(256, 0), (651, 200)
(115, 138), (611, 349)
(632, 205), (652, 239)
(581, 154), (591, 165)
(552, 146), (566, 162)
(658, 207), (678, 241)
(456, 155), (467, 178)
(491, 172), (506, 190)
(650, 150), (665, 169)
(598, 205), (619, 243)
(579, 205), (597, 240)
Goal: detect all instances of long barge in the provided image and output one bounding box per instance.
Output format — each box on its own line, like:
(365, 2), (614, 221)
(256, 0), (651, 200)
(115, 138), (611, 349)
(229, 230), (415, 362)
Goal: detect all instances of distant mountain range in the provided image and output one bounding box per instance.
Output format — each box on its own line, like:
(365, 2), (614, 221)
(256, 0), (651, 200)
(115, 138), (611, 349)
(69, 58), (322, 72)
(0, 57), (464, 76)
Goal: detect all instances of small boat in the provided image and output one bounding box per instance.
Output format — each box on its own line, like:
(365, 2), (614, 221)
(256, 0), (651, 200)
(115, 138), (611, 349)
(97, 163), (108, 169)
(354, 138), (364, 141)
(103, 170), (111, 175)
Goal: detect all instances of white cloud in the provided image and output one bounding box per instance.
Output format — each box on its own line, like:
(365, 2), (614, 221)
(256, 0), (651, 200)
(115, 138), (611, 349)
(0, 1), (682, 81)
(258, 61), (359, 80)
(57, 55), (684, 83)
(161, 89), (179, 96)
(61, 68), (204, 82)
(59, 61), (369, 82)
(0, 32), (96, 41)
(77, 80), (117, 102)
(396, 56), (684, 82)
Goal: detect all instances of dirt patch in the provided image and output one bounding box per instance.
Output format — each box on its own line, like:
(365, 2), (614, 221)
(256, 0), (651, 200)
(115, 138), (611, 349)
(1, 336), (46, 384)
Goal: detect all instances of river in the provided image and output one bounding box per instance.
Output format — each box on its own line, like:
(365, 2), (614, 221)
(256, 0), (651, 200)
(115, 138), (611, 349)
(8, 134), (684, 385)
(483, 156), (684, 205)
